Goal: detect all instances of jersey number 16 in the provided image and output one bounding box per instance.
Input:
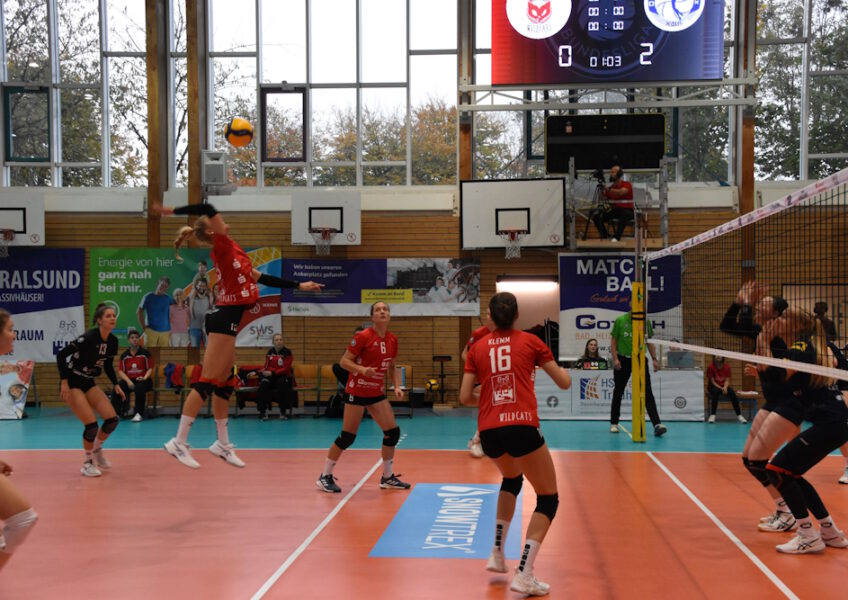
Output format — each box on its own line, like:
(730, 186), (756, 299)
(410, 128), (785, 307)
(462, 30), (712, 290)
(489, 346), (511, 373)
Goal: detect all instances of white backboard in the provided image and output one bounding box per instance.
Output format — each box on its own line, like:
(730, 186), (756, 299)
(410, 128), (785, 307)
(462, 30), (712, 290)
(291, 190), (361, 246)
(0, 196), (45, 246)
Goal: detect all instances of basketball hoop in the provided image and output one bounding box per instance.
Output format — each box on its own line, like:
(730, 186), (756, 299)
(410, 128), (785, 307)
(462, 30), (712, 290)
(0, 230), (14, 258)
(498, 229), (526, 260)
(309, 228), (338, 256)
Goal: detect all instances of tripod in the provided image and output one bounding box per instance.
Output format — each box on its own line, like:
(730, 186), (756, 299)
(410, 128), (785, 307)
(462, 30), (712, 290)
(580, 179), (611, 240)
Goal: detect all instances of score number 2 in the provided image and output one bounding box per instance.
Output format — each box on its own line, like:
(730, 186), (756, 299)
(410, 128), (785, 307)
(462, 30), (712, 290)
(558, 43), (655, 68)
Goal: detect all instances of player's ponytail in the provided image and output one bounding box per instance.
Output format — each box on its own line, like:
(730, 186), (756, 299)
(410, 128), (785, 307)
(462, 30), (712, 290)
(173, 216), (213, 262)
(489, 292), (518, 329)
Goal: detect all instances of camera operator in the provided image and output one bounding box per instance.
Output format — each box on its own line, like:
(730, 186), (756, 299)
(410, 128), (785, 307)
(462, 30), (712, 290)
(591, 164), (633, 242)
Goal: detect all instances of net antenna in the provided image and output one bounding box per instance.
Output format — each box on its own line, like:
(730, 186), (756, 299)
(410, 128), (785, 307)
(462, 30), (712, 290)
(498, 229), (527, 260)
(0, 229), (14, 258)
(309, 227), (338, 256)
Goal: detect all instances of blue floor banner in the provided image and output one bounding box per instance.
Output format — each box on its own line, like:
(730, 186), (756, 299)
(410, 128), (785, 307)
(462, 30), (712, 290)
(370, 483), (522, 559)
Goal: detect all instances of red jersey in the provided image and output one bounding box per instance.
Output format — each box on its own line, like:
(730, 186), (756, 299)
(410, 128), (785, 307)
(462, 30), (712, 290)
(118, 347), (152, 380)
(707, 362), (731, 387)
(465, 329), (554, 432)
(344, 327), (398, 397)
(211, 234), (259, 306)
(466, 325), (491, 351)
(604, 180), (634, 209)
(263, 348), (293, 376)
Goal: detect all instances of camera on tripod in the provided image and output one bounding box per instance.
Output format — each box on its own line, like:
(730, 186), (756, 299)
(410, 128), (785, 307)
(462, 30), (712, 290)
(591, 168), (606, 185)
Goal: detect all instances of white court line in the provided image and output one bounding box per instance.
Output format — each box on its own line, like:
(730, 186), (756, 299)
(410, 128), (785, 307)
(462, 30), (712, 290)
(647, 452), (799, 600)
(615, 422), (634, 441)
(251, 434), (407, 600)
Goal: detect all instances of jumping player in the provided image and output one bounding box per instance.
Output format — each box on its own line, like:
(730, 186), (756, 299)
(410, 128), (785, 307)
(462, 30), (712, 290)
(316, 301), (410, 493)
(56, 303), (126, 477)
(154, 202), (323, 468)
(460, 292), (571, 596)
(0, 309), (38, 571)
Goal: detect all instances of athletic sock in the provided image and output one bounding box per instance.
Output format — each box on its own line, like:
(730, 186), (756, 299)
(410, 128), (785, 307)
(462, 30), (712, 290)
(382, 458), (394, 478)
(493, 519), (510, 553)
(796, 518), (817, 539)
(92, 437), (104, 452)
(774, 497), (788, 512)
(84, 449), (93, 461)
(322, 458), (337, 477)
(176, 415), (195, 444)
(517, 539), (541, 573)
(215, 419), (230, 445)
(819, 516), (836, 530)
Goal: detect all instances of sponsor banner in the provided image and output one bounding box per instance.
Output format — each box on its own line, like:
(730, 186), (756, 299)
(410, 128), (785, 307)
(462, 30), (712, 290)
(89, 248), (282, 347)
(558, 253), (682, 360)
(370, 483), (522, 559)
(0, 360), (34, 419)
(536, 368), (704, 421)
(283, 258), (481, 317)
(0, 248), (85, 362)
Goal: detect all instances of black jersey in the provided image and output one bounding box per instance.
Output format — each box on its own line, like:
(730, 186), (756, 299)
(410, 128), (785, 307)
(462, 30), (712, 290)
(786, 337), (848, 424)
(719, 303), (761, 339)
(56, 327), (119, 384)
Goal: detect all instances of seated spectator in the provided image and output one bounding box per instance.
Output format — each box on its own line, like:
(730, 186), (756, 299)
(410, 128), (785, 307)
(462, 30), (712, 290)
(574, 338), (609, 370)
(255, 334), (295, 421)
(117, 329), (154, 421)
(706, 355), (746, 424)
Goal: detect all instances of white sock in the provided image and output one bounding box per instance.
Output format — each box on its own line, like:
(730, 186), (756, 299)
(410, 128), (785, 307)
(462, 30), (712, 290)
(382, 458), (394, 478)
(176, 415), (195, 444)
(215, 418), (230, 445)
(0, 507), (38, 554)
(493, 519), (510, 554)
(92, 437), (104, 452)
(84, 449), (93, 461)
(796, 517), (818, 539)
(774, 497), (788, 512)
(819, 516), (838, 537)
(322, 458), (337, 477)
(517, 539), (541, 573)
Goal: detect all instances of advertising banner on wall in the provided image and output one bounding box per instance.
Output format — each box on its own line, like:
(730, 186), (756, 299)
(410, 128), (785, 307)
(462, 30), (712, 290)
(0, 360), (34, 419)
(558, 253), (682, 361)
(0, 248), (85, 362)
(535, 368), (704, 421)
(282, 258), (480, 316)
(89, 247), (282, 347)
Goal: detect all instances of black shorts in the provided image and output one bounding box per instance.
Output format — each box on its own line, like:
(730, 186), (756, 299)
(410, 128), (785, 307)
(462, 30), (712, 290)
(769, 395), (805, 426)
(66, 373), (97, 393)
(480, 425), (545, 459)
(345, 394), (386, 407)
(204, 305), (247, 337)
(770, 419), (848, 475)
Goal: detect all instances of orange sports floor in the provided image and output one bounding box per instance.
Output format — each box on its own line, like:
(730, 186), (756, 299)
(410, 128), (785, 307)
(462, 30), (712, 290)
(2, 448), (847, 599)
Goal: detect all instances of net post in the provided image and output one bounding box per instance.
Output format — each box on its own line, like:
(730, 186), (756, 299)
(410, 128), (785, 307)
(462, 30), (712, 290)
(630, 282), (647, 442)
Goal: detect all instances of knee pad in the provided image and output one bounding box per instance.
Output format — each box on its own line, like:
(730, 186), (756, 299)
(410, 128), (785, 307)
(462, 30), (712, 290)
(83, 421), (98, 443)
(194, 380), (214, 401)
(766, 465), (789, 490)
(382, 426), (401, 447)
(214, 385), (234, 401)
(535, 493), (559, 521)
(101, 416), (119, 434)
(1, 507), (38, 554)
(335, 430), (356, 450)
(746, 459), (771, 488)
(500, 475), (524, 496)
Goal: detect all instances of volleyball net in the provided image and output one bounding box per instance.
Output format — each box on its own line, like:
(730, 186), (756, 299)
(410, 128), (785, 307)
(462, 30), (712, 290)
(644, 167), (848, 383)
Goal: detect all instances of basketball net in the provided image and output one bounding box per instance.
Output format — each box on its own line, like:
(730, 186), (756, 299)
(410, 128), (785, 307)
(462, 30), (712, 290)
(499, 230), (526, 260)
(309, 228), (337, 256)
(0, 230), (14, 258)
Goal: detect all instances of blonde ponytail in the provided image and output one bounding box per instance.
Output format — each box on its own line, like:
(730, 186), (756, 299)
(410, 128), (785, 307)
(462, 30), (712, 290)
(173, 216), (213, 262)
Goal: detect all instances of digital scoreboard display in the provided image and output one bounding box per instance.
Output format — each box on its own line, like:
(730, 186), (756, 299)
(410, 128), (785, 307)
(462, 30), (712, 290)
(492, 0), (724, 85)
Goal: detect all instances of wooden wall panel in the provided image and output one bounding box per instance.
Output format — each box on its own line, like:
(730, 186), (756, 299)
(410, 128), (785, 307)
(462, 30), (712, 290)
(32, 208), (744, 407)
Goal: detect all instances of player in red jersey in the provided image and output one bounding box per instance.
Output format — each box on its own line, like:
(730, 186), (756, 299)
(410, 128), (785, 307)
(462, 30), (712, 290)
(461, 310), (495, 458)
(316, 301), (410, 493)
(153, 202), (323, 469)
(460, 292), (571, 597)
(0, 308), (38, 572)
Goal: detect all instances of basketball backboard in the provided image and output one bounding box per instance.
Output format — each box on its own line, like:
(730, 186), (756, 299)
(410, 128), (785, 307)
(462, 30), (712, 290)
(460, 179), (565, 249)
(0, 196), (45, 246)
(290, 190), (361, 247)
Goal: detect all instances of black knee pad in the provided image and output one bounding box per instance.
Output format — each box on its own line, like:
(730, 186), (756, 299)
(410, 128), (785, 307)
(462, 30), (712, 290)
(766, 466), (788, 490)
(83, 421), (98, 442)
(382, 426), (401, 447)
(214, 385), (234, 401)
(101, 416), (119, 434)
(746, 459), (771, 488)
(194, 381), (214, 400)
(335, 430), (356, 450)
(535, 493), (559, 521)
(500, 475), (524, 496)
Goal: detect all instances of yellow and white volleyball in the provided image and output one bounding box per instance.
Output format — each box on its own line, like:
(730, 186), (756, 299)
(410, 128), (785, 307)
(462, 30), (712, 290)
(224, 116), (254, 147)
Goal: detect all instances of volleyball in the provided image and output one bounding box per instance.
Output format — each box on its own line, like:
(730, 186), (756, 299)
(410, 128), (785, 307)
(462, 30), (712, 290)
(425, 378), (440, 392)
(224, 117), (254, 147)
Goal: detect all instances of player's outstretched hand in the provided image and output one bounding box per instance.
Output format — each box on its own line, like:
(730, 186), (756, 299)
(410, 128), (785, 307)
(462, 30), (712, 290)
(149, 203), (174, 217)
(299, 281), (324, 292)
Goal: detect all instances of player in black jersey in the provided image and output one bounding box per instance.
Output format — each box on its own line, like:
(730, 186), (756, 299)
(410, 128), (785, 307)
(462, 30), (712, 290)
(720, 282), (805, 531)
(0, 308), (38, 571)
(56, 303), (125, 477)
(765, 321), (848, 553)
